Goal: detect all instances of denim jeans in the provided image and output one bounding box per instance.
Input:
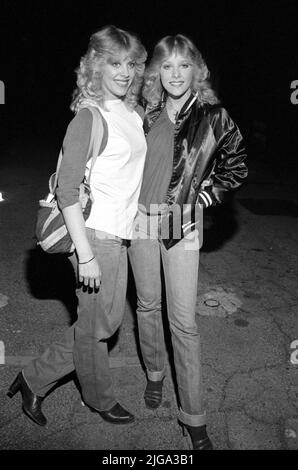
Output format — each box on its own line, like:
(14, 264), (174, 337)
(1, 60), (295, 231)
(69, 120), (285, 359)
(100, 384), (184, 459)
(128, 211), (206, 427)
(23, 228), (128, 411)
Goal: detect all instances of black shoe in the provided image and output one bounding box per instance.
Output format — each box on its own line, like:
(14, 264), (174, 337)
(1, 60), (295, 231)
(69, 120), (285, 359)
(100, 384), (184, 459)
(144, 378), (164, 409)
(89, 402), (135, 424)
(180, 422), (213, 450)
(7, 372), (47, 427)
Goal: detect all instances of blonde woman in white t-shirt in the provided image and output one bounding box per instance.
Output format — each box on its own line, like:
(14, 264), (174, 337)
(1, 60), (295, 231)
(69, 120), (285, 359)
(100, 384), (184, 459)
(8, 25), (147, 427)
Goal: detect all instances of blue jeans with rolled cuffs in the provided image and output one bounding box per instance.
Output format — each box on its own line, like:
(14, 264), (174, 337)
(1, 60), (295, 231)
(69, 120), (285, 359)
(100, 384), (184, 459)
(23, 228), (128, 411)
(128, 210), (206, 427)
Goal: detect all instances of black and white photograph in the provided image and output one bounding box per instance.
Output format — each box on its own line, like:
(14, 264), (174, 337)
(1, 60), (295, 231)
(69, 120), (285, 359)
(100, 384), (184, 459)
(0, 0), (298, 457)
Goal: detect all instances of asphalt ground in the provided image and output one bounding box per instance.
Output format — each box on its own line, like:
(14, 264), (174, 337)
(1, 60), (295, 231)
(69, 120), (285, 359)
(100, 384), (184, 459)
(1, 132), (298, 454)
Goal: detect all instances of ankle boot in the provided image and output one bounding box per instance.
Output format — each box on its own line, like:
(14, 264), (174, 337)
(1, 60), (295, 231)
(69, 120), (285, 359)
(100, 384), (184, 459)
(144, 378), (164, 409)
(84, 401), (135, 424)
(7, 372), (47, 426)
(180, 422), (213, 450)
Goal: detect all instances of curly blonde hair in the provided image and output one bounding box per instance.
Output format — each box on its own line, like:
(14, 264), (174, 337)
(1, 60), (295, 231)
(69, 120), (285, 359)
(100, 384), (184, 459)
(71, 25), (147, 113)
(143, 34), (219, 107)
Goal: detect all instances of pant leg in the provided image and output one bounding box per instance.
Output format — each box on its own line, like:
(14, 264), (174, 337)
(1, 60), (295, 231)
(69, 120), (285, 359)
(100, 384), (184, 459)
(23, 326), (76, 397)
(128, 212), (166, 380)
(73, 229), (128, 411)
(24, 230), (127, 410)
(23, 253), (78, 396)
(161, 230), (206, 426)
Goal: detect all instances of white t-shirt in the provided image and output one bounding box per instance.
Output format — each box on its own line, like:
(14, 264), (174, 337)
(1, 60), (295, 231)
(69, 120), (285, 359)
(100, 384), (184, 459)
(85, 99), (147, 239)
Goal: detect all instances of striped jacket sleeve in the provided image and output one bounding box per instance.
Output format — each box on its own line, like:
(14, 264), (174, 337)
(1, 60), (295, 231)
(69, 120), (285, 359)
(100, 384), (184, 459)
(197, 107), (248, 208)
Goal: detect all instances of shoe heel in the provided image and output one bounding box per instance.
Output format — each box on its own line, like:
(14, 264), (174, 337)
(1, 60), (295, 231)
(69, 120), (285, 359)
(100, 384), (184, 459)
(178, 421), (193, 450)
(178, 421), (187, 437)
(7, 374), (21, 398)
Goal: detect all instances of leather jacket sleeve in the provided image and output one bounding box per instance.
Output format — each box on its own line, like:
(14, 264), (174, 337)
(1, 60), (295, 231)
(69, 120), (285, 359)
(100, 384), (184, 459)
(197, 107), (247, 207)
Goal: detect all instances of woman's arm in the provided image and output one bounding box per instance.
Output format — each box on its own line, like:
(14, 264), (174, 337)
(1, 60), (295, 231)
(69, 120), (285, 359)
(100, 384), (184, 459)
(56, 108), (104, 288)
(62, 203), (101, 288)
(197, 107), (248, 208)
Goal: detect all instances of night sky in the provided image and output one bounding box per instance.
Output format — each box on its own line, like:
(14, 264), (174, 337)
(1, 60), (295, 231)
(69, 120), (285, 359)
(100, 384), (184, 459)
(1, 0), (298, 170)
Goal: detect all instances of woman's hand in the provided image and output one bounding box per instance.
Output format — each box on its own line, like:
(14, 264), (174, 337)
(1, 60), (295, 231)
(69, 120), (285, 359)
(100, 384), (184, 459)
(78, 256), (101, 289)
(61, 203), (101, 289)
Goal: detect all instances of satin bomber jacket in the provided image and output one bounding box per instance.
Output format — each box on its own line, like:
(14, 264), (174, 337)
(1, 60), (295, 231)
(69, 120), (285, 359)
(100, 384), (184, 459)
(143, 94), (248, 250)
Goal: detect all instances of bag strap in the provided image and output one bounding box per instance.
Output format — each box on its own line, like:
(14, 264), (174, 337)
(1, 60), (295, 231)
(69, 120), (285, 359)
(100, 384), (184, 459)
(85, 106), (108, 184)
(50, 106), (108, 194)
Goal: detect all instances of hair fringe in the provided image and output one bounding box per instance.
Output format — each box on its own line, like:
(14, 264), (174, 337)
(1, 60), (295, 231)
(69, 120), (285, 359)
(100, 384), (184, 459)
(142, 34), (219, 107)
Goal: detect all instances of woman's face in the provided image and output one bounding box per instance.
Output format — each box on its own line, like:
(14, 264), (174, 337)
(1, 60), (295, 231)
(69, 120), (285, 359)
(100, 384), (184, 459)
(160, 52), (193, 98)
(101, 50), (136, 100)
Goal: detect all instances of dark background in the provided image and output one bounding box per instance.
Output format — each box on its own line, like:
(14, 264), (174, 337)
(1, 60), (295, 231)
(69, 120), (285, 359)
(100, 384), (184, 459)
(0, 0), (298, 173)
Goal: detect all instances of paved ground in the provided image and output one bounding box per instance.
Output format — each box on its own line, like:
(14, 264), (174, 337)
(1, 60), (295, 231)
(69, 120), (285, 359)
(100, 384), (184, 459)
(1, 134), (298, 451)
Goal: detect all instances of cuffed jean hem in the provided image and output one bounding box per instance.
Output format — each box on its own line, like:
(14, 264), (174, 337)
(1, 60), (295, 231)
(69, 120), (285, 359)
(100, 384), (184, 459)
(178, 408), (207, 427)
(147, 369), (166, 381)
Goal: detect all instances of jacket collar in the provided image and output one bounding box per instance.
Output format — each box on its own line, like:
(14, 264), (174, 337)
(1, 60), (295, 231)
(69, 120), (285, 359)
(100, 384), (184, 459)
(179, 91), (199, 116)
(144, 91), (202, 135)
(146, 91), (199, 115)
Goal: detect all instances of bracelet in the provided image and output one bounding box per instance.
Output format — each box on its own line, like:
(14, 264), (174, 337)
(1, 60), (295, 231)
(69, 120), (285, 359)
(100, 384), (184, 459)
(78, 256), (95, 265)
